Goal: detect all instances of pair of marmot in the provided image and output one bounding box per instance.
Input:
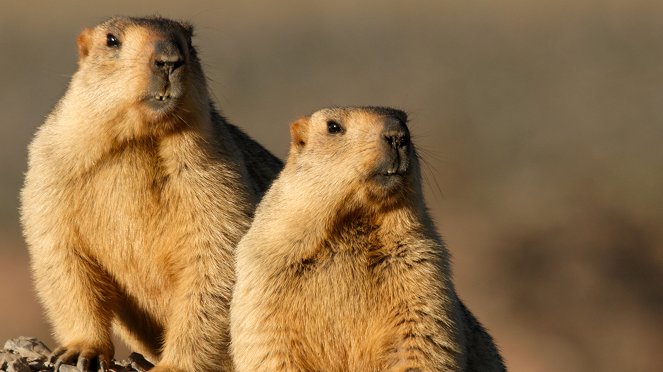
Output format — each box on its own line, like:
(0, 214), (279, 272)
(21, 16), (505, 371)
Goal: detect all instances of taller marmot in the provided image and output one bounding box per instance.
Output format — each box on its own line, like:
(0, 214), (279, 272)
(230, 107), (505, 371)
(21, 16), (282, 371)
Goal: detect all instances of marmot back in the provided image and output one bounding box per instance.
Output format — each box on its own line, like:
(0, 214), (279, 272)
(230, 107), (505, 371)
(21, 16), (281, 372)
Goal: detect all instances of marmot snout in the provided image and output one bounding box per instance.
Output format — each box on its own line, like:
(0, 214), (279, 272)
(372, 118), (411, 190)
(147, 38), (187, 110)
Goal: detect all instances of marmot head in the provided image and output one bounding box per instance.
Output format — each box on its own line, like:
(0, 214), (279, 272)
(287, 106), (419, 211)
(74, 16), (206, 127)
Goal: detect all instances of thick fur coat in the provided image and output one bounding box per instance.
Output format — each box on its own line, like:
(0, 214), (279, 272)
(21, 16), (282, 372)
(230, 107), (505, 371)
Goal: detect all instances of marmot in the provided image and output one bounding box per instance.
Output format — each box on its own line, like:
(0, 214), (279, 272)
(230, 107), (505, 371)
(20, 16), (282, 371)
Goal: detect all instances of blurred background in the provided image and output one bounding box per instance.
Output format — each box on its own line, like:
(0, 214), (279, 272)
(1, 0), (662, 370)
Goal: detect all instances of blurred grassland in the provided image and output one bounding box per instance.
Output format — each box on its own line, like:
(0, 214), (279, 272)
(1, 1), (662, 371)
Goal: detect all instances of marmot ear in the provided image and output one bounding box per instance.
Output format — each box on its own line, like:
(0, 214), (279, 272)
(290, 117), (309, 151)
(76, 28), (93, 61)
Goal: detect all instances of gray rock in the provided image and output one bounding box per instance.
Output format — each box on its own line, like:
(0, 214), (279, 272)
(127, 353), (153, 372)
(57, 364), (78, 372)
(28, 360), (47, 370)
(114, 358), (131, 368)
(5, 357), (30, 372)
(1, 351), (18, 369)
(1, 338), (156, 371)
(1, 351), (21, 370)
(3, 337), (50, 362)
(109, 364), (131, 372)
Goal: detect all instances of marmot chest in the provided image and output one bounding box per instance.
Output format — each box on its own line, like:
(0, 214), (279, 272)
(76, 145), (200, 256)
(288, 236), (396, 304)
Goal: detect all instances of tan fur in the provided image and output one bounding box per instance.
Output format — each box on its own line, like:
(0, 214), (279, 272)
(230, 107), (505, 371)
(20, 16), (282, 371)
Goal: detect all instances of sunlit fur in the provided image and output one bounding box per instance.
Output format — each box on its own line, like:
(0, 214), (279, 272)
(230, 107), (505, 371)
(21, 16), (282, 371)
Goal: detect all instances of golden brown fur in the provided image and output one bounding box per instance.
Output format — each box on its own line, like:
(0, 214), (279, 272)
(230, 107), (505, 371)
(20, 16), (282, 371)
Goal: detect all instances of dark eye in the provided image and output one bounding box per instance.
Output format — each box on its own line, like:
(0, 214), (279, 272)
(327, 120), (342, 134)
(106, 33), (120, 48)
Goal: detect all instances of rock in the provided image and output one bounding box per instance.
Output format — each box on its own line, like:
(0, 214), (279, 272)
(56, 365), (78, 372)
(5, 357), (30, 372)
(3, 337), (50, 362)
(127, 353), (153, 372)
(1, 351), (20, 369)
(27, 360), (47, 370)
(109, 365), (131, 372)
(114, 358), (131, 368)
(1, 338), (153, 372)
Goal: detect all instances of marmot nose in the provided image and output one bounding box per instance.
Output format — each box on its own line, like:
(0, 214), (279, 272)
(153, 41), (184, 75)
(383, 120), (410, 150)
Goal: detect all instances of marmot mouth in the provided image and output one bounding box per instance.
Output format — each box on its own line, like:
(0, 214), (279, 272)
(142, 93), (181, 114)
(375, 157), (410, 178)
(143, 73), (185, 115)
(382, 168), (407, 176)
(368, 155), (411, 193)
(370, 171), (407, 190)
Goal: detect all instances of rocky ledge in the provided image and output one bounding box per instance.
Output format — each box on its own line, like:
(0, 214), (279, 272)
(0, 337), (153, 372)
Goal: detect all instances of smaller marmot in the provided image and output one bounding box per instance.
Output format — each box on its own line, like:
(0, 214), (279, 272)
(230, 107), (505, 371)
(21, 16), (282, 372)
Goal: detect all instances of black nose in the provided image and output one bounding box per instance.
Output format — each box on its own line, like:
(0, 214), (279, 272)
(383, 120), (410, 150)
(153, 40), (184, 75)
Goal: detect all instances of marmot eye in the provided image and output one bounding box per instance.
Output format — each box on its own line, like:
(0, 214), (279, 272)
(106, 34), (120, 48)
(327, 120), (342, 134)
